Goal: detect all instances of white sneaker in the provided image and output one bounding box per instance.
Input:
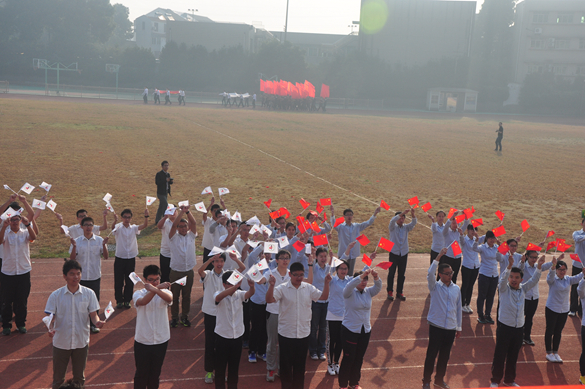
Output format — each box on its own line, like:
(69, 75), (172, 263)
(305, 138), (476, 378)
(490, 383), (499, 387)
(334, 363), (340, 374)
(503, 382), (520, 387)
(327, 364), (336, 376)
(569, 311), (577, 317)
(554, 353), (563, 363)
(546, 353), (557, 362)
(461, 306), (469, 313)
(466, 305), (473, 313)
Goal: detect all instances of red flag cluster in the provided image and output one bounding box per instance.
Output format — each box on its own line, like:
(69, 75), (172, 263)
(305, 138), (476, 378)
(260, 79), (329, 99)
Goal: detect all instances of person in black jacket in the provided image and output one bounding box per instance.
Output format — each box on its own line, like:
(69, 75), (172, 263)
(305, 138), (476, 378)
(155, 161), (172, 224)
(495, 122), (504, 152)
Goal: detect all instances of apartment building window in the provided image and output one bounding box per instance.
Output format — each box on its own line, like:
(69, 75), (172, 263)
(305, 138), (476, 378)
(533, 13), (548, 23)
(153, 23), (158, 32)
(530, 39), (544, 49)
(555, 39), (571, 49)
(557, 14), (573, 24)
(151, 37), (161, 45)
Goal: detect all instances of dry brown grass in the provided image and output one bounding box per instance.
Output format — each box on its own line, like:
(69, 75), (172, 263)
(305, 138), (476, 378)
(1, 97), (584, 257)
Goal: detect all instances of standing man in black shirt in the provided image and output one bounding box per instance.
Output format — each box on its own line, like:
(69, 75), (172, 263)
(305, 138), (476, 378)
(155, 161), (172, 224)
(495, 122), (504, 152)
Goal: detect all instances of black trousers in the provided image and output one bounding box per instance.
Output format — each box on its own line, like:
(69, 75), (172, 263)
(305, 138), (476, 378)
(134, 340), (168, 389)
(328, 320), (343, 364)
(204, 313), (216, 373)
(477, 274), (498, 317)
(524, 298), (538, 341)
(422, 324), (456, 384)
(279, 334), (310, 389)
(242, 300), (250, 343)
(570, 265), (582, 313)
(495, 136), (502, 151)
(1, 271), (31, 328)
(491, 322), (523, 385)
(249, 301), (267, 354)
(338, 325), (370, 388)
(215, 334), (242, 389)
(309, 301), (328, 355)
(460, 266), (479, 306)
(387, 253), (408, 294)
(580, 326), (585, 376)
(544, 307), (568, 353)
(159, 254), (171, 283)
(114, 257), (135, 304)
(155, 194), (168, 224)
(439, 256), (461, 284)
(430, 250), (440, 265)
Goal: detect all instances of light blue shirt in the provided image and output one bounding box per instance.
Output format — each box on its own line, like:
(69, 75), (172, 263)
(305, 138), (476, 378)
(473, 242), (499, 277)
(427, 261), (462, 331)
(442, 219), (469, 258)
(576, 278), (585, 326)
(327, 275), (353, 318)
(430, 223), (446, 252)
(496, 252), (525, 276)
(334, 215), (377, 259)
(546, 268), (583, 313)
(524, 261), (553, 300)
(342, 276), (382, 333)
(498, 267), (541, 328)
(388, 215), (417, 255)
(460, 235), (484, 269)
(312, 263), (331, 303)
(573, 229), (585, 269)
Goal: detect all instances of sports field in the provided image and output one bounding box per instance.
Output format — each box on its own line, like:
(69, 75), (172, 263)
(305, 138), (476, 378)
(0, 95), (584, 388)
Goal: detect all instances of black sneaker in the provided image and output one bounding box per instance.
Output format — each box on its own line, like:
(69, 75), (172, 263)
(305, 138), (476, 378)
(398, 294), (406, 301)
(477, 316), (488, 324)
(116, 302), (124, 309)
(123, 302), (131, 309)
(170, 319), (178, 328)
(485, 315), (495, 324)
(523, 338), (535, 346)
(180, 318), (191, 327)
(434, 381), (450, 389)
(387, 291), (395, 301)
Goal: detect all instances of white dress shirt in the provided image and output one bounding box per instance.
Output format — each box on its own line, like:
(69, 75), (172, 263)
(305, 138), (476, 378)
(266, 268), (291, 315)
(334, 215), (376, 259)
(427, 261), (462, 331)
(574, 229), (585, 269)
(430, 223), (446, 252)
(201, 269), (225, 315)
(73, 234), (104, 281)
(273, 281), (322, 338)
(498, 267), (541, 328)
(473, 242), (499, 277)
(524, 261), (553, 300)
(169, 231), (197, 272)
(214, 290), (247, 339)
(68, 224), (100, 253)
(45, 285), (99, 350)
(113, 223), (140, 259)
(546, 268), (584, 313)
(159, 219), (173, 257)
(133, 288), (172, 345)
(342, 276), (382, 333)
(2, 227), (32, 275)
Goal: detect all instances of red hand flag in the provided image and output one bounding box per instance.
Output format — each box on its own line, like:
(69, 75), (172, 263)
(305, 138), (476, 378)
(446, 208), (458, 220)
(320, 198), (332, 206)
(292, 240), (306, 252)
(378, 237), (394, 252)
(296, 216), (305, 224)
(356, 234), (370, 246)
(376, 262), (393, 270)
(492, 225), (506, 237)
(455, 214), (465, 224)
(269, 211), (280, 219)
(380, 200), (391, 211)
(521, 219), (530, 232)
(451, 241), (462, 257)
(298, 221), (307, 234)
(278, 207), (291, 219)
(570, 254), (582, 263)
(408, 196), (419, 207)
(264, 199), (272, 208)
(546, 230), (555, 238)
(498, 242), (509, 255)
(320, 84), (330, 99)
(471, 218), (483, 228)
(323, 212), (328, 221)
(333, 217), (344, 228)
(463, 208), (473, 219)
(362, 254), (372, 267)
(299, 198), (310, 209)
(316, 202), (324, 214)
(311, 221), (320, 233)
(557, 243), (572, 252)
(313, 234), (328, 246)
(495, 210), (505, 221)
(421, 202), (432, 213)
(526, 243), (542, 251)
(556, 238), (566, 245)
(545, 241), (557, 252)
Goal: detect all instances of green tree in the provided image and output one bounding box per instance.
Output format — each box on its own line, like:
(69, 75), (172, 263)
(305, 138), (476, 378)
(254, 41), (307, 83)
(105, 3), (133, 47)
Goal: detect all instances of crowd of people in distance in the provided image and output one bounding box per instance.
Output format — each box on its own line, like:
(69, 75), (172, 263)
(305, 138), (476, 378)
(1, 159), (585, 389)
(142, 88), (186, 105)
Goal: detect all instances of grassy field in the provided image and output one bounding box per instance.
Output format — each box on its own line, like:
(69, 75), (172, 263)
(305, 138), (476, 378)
(1, 97), (584, 258)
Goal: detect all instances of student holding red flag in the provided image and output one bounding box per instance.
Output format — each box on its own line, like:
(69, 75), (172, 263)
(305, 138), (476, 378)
(570, 218), (585, 316)
(428, 211), (447, 265)
(309, 247), (331, 360)
(459, 224), (484, 314)
(331, 205), (381, 275)
(441, 213), (469, 284)
(544, 254), (584, 363)
(387, 209), (417, 301)
(472, 230), (500, 324)
(522, 250), (553, 346)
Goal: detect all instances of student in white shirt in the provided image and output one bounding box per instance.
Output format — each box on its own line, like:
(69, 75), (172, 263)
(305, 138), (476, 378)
(111, 208), (149, 309)
(266, 261), (330, 389)
(156, 206), (177, 283)
(459, 224), (484, 314)
(69, 216), (109, 333)
(473, 230), (499, 325)
(133, 265), (172, 389)
(523, 250), (553, 346)
(168, 206), (198, 328)
(214, 272), (255, 389)
(56, 208), (108, 244)
(428, 210), (447, 264)
(45, 260), (104, 389)
(201, 198), (224, 263)
(387, 208), (417, 301)
(326, 255), (352, 376)
(309, 247), (331, 360)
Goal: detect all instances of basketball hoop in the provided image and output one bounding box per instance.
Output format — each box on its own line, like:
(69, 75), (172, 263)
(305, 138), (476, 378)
(105, 64), (120, 73)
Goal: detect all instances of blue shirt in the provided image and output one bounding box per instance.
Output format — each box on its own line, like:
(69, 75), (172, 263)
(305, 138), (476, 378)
(496, 252), (525, 276)
(312, 263), (331, 303)
(460, 235), (484, 269)
(442, 219), (468, 258)
(430, 223), (446, 252)
(524, 261), (553, 300)
(427, 261), (462, 331)
(342, 276), (382, 333)
(473, 242), (500, 277)
(388, 215), (417, 255)
(576, 279), (585, 325)
(573, 229), (585, 269)
(334, 215), (377, 259)
(498, 267), (541, 328)
(327, 275), (353, 318)
(546, 268), (583, 313)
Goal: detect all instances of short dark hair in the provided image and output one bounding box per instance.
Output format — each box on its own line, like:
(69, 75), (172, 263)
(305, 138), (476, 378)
(275, 216), (285, 223)
(485, 231), (495, 240)
(316, 247), (328, 256)
(8, 202), (20, 211)
(353, 270), (365, 278)
(285, 222), (296, 230)
(290, 262), (304, 273)
(510, 266), (523, 278)
(76, 209), (88, 218)
(336, 260), (349, 271)
(436, 210), (446, 217)
(438, 263), (451, 273)
(214, 209), (223, 217)
(80, 217), (94, 226)
(161, 160), (169, 167)
(210, 204), (221, 212)
(556, 260), (567, 270)
(343, 209), (353, 216)
(222, 271), (233, 284)
(276, 250), (291, 260)
(143, 265), (161, 278)
(63, 260), (82, 275)
(466, 224), (476, 231)
(395, 211), (402, 216)
(506, 238), (518, 245)
(525, 250), (538, 258)
(121, 208), (132, 217)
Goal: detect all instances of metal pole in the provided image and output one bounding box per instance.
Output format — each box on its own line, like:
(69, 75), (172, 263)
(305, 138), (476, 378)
(44, 68), (48, 95)
(57, 63), (60, 94)
(284, 0), (289, 43)
(116, 72), (118, 98)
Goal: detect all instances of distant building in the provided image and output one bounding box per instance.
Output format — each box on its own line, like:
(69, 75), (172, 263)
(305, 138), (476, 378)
(511, 0), (585, 83)
(270, 31), (359, 65)
(134, 8), (274, 58)
(359, 0), (476, 67)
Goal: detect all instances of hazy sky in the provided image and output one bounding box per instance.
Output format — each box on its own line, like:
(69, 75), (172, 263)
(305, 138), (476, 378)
(117, 0), (485, 35)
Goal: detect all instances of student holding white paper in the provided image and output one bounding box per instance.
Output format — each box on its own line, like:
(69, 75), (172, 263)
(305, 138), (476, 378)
(156, 207), (177, 283)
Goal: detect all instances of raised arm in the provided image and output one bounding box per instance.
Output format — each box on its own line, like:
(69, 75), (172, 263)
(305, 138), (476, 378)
(169, 209), (183, 239)
(138, 208), (149, 231)
(99, 209), (108, 231)
(318, 273), (332, 301)
(215, 281), (242, 303)
(198, 254), (218, 279)
(186, 208), (197, 234)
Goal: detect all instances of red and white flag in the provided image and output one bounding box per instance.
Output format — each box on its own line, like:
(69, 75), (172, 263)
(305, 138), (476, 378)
(232, 211), (242, 222)
(104, 301), (114, 320)
(227, 270), (245, 286)
(164, 206), (176, 215)
(173, 276), (188, 286)
(60, 225), (71, 237)
(194, 202), (207, 213)
(201, 186), (213, 195)
(178, 200), (189, 207)
(256, 258), (269, 271)
(39, 182), (52, 192)
(129, 272), (142, 285)
(20, 183), (35, 195)
(246, 240), (261, 249)
(264, 242), (279, 254)
(247, 265), (265, 283)
(218, 188), (230, 196)
(32, 199), (46, 210)
(226, 245), (242, 258)
(277, 236), (289, 248)
(103, 193), (113, 202)
(146, 196), (157, 206)
(47, 200), (57, 212)
(209, 246), (226, 256)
